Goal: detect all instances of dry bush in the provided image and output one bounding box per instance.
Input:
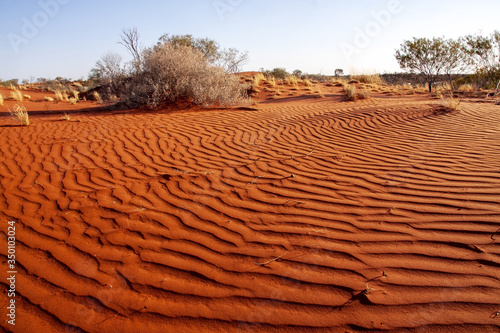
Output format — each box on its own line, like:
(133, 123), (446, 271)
(303, 79), (313, 87)
(0, 93), (3, 106)
(69, 97), (78, 105)
(121, 44), (248, 108)
(458, 84), (474, 92)
(9, 104), (29, 125)
(93, 91), (102, 104)
(44, 96), (54, 102)
(55, 90), (64, 101)
(316, 86), (325, 98)
(267, 77), (277, 88)
(11, 90), (23, 102)
(443, 97), (461, 111)
(71, 90), (80, 100)
(344, 84), (357, 101)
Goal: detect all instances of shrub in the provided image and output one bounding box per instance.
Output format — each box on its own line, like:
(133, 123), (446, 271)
(55, 90), (64, 101)
(0, 93), (3, 106)
(443, 97), (461, 111)
(9, 104), (29, 125)
(69, 97), (78, 105)
(120, 43), (248, 108)
(92, 91), (102, 104)
(344, 84), (357, 101)
(303, 79), (313, 87)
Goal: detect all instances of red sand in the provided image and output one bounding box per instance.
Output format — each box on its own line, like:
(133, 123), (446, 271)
(1, 83), (500, 332)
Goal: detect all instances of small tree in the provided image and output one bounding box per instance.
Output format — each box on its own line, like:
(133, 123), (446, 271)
(462, 31), (500, 88)
(395, 37), (450, 93)
(334, 68), (344, 77)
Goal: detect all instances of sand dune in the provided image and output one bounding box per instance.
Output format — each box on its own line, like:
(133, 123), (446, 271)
(1, 86), (500, 332)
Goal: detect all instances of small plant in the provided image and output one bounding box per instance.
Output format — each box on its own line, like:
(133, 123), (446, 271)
(358, 89), (370, 99)
(55, 90), (64, 101)
(44, 96), (54, 102)
(92, 91), (102, 104)
(71, 90), (79, 100)
(0, 93), (3, 106)
(9, 104), (29, 126)
(316, 87), (325, 98)
(61, 112), (71, 121)
(267, 77), (276, 88)
(69, 97), (78, 105)
(303, 79), (313, 87)
(443, 97), (461, 111)
(252, 73), (266, 87)
(285, 75), (298, 86)
(23, 94), (31, 100)
(344, 84), (357, 101)
(11, 90), (23, 102)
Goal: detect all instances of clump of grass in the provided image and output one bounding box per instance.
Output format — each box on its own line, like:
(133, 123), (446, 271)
(285, 75), (299, 86)
(303, 79), (313, 87)
(443, 97), (461, 111)
(69, 97), (78, 105)
(457, 84), (474, 92)
(11, 89), (23, 102)
(0, 93), (4, 106)
(71, 90), (80, 100)
(344, 84), (357, 101)
(93, 91), (102, 104)
(55, 90), (64, 101)
(9, 104), (29, 126)
(358, 89), (370, 99)
(267, 77), (277, 88)
(61, 112), (71, 121)
(44, 96), (54, 102)
(23, 94), (31, 100)
(316, 87), (325, 98)
(252, 73), (266, 87)
(351, 74), (384, 85)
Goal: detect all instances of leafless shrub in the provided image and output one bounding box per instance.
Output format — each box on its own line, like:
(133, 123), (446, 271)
(121, 44), (248, 108)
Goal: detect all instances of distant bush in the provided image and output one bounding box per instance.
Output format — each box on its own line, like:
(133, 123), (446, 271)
(352, 74), (385, 85)
(120, 43), (248, 108)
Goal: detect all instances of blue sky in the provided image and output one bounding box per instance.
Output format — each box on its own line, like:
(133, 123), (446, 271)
(1, 0), (499, 81)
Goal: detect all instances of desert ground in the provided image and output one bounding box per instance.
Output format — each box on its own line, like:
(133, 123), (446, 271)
(1, 79), (500, 332)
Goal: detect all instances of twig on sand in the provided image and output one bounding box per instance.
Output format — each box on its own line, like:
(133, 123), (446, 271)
(490, 310), (500, 319)
(304, 147), (316, 157)
(255, 251), (290, 266)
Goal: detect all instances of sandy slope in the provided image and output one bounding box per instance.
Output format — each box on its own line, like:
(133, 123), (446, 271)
(1, 85), (500, 332)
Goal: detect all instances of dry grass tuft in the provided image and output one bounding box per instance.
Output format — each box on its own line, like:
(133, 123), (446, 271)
(252, 73), (266, 87)
(0, 93), (3, 106)
(55, 90), (64, 101)
(23, 94), (31, 100)
(344, 84), (357, 101)
(61, 112), (71, 121)
(303, 79), (313, 87)
(457, 84), (474, 92)
(351, 74), (384, 85)
(9, 104), (29, 126)
(93, 91), (102, 104)
(44, 96), (54, 102)
(69, 97), (78, 105)
(285, 75), (299, 86)
(443, 97), (461, 111)
(11, 89), (23, 102)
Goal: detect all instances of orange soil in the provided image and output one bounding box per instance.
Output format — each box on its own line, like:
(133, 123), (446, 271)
(1, 82), (500, 332)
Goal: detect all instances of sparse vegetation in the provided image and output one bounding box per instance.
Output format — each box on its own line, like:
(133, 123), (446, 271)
(11, 90), (23, 102)
(344, 84), (357, 101)
(443, 97), (461, 111)
(92, 91), (102, 104)
(44, 96), (54, 102)
(69, 97), (78, 105)
(0, 93), (3, 106)
(9, 104), (29, 126)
